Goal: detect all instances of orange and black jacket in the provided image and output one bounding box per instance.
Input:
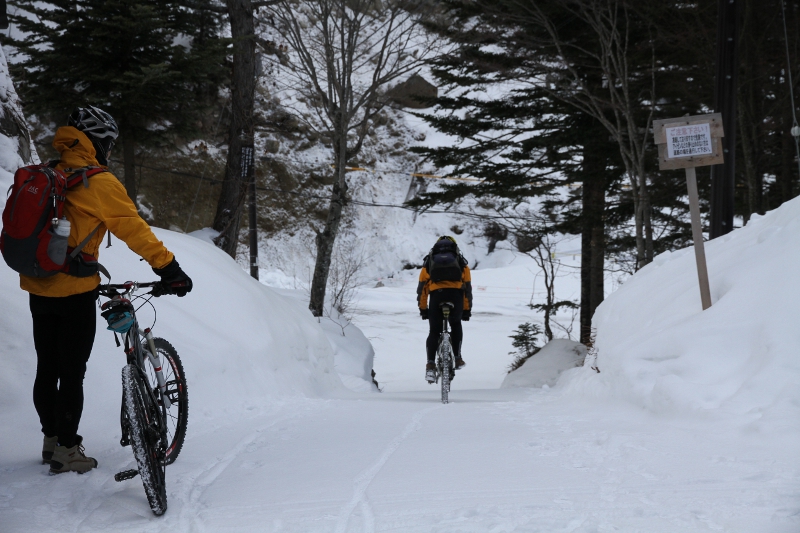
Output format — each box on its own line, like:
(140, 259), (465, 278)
(417, 264), (472, 311)
(20, 127), (174, 297)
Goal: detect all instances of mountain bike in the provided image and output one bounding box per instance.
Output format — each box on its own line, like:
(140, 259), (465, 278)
(98, 281), (189, 516)
(434, 302), (455, 404)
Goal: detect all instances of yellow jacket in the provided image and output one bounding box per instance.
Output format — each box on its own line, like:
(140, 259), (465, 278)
(20, 127), (174, 297)
(417, 265), (472, 311)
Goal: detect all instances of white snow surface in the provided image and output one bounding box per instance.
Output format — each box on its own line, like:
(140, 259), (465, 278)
(501, 339), (587, 389)
(2, 208), (800, 530)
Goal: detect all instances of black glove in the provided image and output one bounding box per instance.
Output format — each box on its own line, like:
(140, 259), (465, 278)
(152, 259), (193, 297)
(420, 309), (429, 320)
(462, 309), (471, 321)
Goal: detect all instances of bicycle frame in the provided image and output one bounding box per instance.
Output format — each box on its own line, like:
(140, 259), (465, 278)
(100, 283), (170, 445)
(104, 283), (173, 409)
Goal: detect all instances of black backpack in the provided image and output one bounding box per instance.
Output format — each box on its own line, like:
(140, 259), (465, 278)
(425, 239), (467, 282)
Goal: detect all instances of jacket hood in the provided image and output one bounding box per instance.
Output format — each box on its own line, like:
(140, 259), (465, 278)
(52, 126), (103, 169)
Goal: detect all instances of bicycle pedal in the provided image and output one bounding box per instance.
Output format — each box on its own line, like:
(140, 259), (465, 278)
(114, 469), (139, 482)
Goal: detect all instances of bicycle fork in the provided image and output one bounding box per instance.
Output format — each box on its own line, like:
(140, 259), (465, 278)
(141, 328), (172, 409)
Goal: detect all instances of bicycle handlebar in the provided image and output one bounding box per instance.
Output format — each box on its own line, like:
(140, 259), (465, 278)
(98, 281), (164, 297)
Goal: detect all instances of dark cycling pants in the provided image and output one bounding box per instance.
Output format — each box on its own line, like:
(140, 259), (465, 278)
(426, 288), (463, 363)
(30, 289), (97, 448)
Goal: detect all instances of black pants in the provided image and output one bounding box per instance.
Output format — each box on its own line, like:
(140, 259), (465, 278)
(426, 288), (463, 363)
(30, 289), (97, 448)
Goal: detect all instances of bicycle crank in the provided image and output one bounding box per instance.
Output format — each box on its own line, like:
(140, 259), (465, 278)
(114, 469), (139, 482)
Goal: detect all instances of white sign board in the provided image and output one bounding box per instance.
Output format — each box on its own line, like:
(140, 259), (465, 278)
(666, 123), (713, 159)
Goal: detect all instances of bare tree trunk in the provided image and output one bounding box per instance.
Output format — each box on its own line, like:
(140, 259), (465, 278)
(739, 101), (762, 223)
(541, 251), (554, 342)
(579, 129), (606, 344)
(580, 205), (592, 344)
(590, 211), (605, 314)
(738, 0), (762, 224)
(779, 113), (795, 204)
(213, 0), (256, 257)
(309, 136), (348, 317)
(121, 130), (137, 207)
(641, 173), (654, 264)
(266, 0), (439, 314)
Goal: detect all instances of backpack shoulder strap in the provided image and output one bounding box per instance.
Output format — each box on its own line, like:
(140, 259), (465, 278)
(64, 166), (107, 189)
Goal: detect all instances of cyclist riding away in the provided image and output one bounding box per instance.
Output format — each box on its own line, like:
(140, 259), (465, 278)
(12, 106), (192, 474)
(417, 236), (472, 383)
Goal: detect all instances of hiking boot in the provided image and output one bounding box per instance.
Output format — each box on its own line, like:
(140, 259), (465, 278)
(425, 362), (437, 383)
(42, 435), (58, 465)
(455, 356), (466, 370)
(49, 437), (98, 474)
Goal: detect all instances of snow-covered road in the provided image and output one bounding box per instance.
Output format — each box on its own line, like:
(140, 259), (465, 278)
(3, 211), (800, 532)
(3, 388), (796, 532)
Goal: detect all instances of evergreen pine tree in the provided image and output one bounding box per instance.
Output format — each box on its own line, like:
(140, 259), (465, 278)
(5, 0), (228, 205)
(410, 0), (721, 341)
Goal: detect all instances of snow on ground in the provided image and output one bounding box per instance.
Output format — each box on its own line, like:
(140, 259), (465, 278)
(2, 217), (800, 531)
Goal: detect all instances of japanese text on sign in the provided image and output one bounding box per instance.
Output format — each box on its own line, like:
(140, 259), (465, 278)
(666, 123), (712, 158)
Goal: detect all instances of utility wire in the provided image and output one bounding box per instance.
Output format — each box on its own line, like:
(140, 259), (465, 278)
(130, 161), (533, 221)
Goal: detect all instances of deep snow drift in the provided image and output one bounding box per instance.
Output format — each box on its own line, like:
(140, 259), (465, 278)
(563, 195), (800, 423)
(501, 339), (587, 389)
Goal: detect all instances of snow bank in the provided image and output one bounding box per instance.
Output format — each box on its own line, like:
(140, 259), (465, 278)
(0, 227), (350, 416)
(562, 197), (800, 418)
(318, 312), (378, 393)
(502, 339), (586, 389)
(272, 289), (379, 393)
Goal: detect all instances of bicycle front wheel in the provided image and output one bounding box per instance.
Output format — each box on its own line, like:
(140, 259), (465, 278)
(143, 338), (188, 465)
(122, 364), (168, 516)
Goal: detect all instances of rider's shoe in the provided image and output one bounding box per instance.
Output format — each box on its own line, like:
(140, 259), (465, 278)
(49, 436), (98, 474)
(425, 362), (437, 383)
(42, 435), (58, 464)
(455, 356), (466, 370)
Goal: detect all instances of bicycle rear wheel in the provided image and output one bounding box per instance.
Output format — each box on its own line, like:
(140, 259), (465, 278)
(143, 338), (188, 465)
(438, 339), (452, 404)
(122, 364), (168, 516)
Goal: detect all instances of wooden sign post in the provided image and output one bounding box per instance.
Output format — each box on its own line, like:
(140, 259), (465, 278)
(653, 113), (725, 310)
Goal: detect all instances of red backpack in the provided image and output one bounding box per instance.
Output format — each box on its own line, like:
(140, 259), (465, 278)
(1, 161), (106, 277)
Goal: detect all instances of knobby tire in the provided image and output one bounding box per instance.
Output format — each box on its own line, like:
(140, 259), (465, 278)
(122, 364), (168, 516)
(438, 337), (452, 404)
(143, 338), (188, 465)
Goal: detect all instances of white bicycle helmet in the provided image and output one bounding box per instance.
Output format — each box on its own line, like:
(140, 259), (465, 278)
(68, 105), (119, 141)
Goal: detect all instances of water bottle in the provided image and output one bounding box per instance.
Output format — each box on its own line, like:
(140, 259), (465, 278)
(53, 218), (70, 237)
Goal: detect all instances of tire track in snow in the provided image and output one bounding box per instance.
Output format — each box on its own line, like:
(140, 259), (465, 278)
(172, 403), (323, 532)
(335, 405), (442, 533)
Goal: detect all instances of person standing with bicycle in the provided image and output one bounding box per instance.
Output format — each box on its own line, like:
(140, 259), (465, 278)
(15, 106), (192, 474)
(417, 236), (472, 383)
